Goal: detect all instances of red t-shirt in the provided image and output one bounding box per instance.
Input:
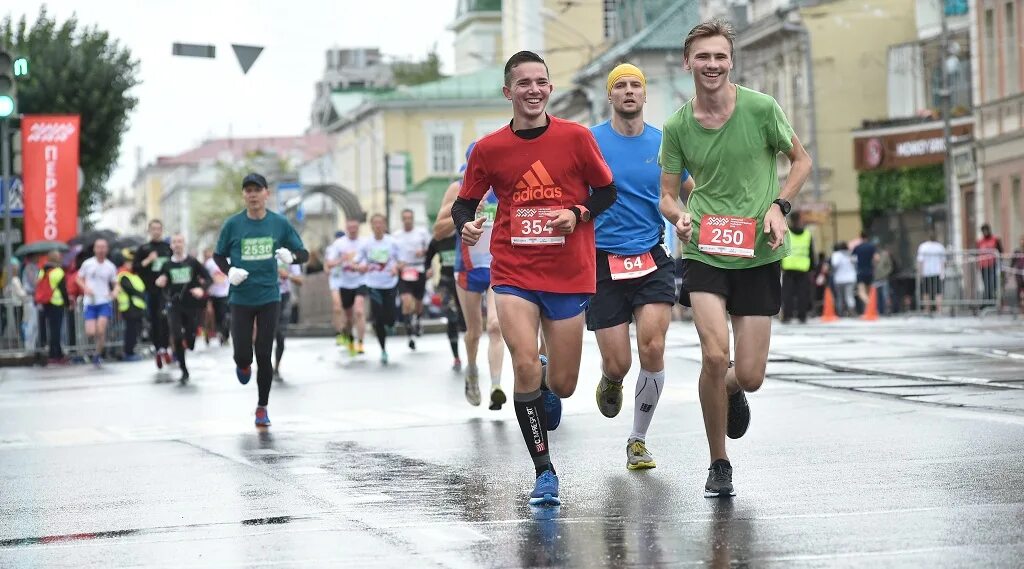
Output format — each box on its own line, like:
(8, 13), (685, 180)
(977, 235), (1002, 268)
(460, 116), (613, 294)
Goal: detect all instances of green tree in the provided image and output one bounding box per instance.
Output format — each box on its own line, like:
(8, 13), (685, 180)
(857, 165), (946, 227)
(1, 7), (140, 222)
(192, 153), (291, 242)
(392, 50), (445, 86)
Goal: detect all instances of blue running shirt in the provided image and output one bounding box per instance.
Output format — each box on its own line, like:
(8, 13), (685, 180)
(591, 121), (688, 255)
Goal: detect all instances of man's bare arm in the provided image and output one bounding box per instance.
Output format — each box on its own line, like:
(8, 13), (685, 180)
(776, 134), (812, 204)
(659, 171), (685, 225)
(433, 181), (461, 240)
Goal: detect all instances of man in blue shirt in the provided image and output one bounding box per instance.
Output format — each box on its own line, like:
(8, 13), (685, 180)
(589, 63), (694, 470)
(851, 230), (878, 314)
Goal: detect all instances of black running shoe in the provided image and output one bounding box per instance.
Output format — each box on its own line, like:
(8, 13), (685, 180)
(704, 459), (735, 498)
(727, 390), (751, 439)
(179, 370), (190, 385)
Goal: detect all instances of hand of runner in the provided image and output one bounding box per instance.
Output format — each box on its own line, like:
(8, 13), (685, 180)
(227, 267), (249, 286)
(764, 205), (789, 250)
(675, 213), (693, 244)
(542, 209), (576, 234)
(189, 287), (204, 299)
(461, 217), (486, 246)
(275, 248), (295, 265)
(154, 276), (167, 288)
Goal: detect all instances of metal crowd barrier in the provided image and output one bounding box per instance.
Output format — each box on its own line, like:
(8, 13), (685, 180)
(0, 297), (126, 362)
(915, 250), (1020, 317)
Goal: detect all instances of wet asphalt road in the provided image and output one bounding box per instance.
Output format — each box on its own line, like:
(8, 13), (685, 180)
(1, 316), (1023, 568)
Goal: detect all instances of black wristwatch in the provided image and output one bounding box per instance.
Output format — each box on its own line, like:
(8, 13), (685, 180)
(569, 205), (591, 223)
(772, 198), (792, 215)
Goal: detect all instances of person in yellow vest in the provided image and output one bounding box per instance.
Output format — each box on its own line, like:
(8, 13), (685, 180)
(37, 250), (70, 365)
(116, 249), (147, 362)
(781, 212), (815, 323)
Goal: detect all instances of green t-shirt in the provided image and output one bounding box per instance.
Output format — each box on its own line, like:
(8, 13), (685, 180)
(215, 209), (306, 306)
(659, 85), (795, 269)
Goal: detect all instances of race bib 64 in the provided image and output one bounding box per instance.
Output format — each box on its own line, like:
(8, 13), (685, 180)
(608, 252), (656, 281)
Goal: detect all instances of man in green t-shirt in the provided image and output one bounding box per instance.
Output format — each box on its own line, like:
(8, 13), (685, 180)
(659, 19), (812, 498)
(213, 173), (309, 428)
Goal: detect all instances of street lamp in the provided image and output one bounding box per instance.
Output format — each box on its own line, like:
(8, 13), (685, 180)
(938, 11), (962, 252)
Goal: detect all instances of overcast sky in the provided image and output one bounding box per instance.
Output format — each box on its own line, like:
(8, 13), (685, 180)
(5, 0), (458, 193)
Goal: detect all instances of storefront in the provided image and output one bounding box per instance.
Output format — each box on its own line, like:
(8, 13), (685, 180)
(852, 116), (974, 252)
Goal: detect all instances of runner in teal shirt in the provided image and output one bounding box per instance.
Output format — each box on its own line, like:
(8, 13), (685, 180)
(213, 173), (309, 428)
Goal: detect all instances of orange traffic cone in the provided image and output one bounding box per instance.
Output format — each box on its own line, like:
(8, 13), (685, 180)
(821, 287), (838, 322)
(861, 286), (879, 321)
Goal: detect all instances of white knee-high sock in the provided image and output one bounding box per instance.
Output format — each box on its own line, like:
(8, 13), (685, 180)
(630, 369), (665, 442)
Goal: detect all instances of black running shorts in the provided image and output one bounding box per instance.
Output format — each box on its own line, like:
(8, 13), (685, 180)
(398, 272), (427, 299)
(679, 259), (782, 316)
(338, 286), (368, 309)
(586, 243), (676, 331)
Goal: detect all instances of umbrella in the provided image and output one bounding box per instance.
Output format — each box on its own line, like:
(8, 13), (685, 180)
(112, 234), (146, 251)
(69, 229), (118, 249)
(14, 240), (69, 257)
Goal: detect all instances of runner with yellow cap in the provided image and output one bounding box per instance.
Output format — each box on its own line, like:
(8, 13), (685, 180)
(588, 62), (695, 470)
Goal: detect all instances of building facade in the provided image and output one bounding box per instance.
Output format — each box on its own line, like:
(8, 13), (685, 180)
(324, 67), (511, 230)
(553, 0), (699, 127)
(501, 0), (607, 87)
(451, 0), (504, 74)
(971, 0), (1024, 248)
(732, 0), (918, 250)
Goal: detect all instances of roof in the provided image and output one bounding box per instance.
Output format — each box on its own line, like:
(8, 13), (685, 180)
(415, 176), (458, 224)
(576, 0), (699, 82)
(156, 134), (330, 166)
(370, 66), (505, 103)
(456, 0), (500, 16)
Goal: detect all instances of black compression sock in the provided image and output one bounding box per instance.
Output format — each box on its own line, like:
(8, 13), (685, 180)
(513, 390), (551, 476)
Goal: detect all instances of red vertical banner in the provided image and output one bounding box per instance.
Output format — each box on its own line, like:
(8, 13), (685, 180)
(22, 115), (80, 243)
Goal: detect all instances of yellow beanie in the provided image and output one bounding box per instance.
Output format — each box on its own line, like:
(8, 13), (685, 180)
(607, 63), (646, 93)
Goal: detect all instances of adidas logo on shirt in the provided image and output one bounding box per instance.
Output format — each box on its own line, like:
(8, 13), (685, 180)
(512, 160), (563, 203)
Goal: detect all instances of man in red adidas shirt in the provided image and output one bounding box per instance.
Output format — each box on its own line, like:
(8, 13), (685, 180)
(453, 50), (617, 507)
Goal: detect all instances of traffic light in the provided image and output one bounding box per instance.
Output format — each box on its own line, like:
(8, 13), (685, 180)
(0, 49), (16, 118)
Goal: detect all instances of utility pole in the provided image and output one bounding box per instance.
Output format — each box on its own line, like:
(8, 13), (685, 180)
(2, 119), (11, 263)
(384, 153), (391, 231)
(939, 4), (958, 251)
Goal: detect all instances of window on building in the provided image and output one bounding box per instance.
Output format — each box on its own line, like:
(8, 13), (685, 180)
(984, 8), (997, 101)
(603, 0), (619, 40)
(1012, 177), (1022, 242)
(1006, 2), (1020, 95)
(990, 181), (1002, 239)
(431, 133), (455, 174)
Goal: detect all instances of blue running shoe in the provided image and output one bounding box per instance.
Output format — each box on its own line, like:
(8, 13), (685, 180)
(236, 366), (252, 385)
(254, 406), (271, 427)
(529, 470), (560, 506)
(539, 355), (561, 430)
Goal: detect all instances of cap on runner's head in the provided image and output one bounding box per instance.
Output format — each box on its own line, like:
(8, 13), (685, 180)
(241, 172), (268, 189)
(606, 63), (646, 93)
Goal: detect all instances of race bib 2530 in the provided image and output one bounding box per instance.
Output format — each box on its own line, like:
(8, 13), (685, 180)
(241, 237), (274, 261)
